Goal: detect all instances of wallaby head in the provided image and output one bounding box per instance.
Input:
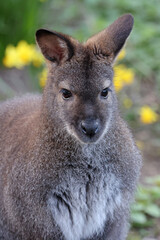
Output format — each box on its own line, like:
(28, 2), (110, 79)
(36, 14), (134, 144)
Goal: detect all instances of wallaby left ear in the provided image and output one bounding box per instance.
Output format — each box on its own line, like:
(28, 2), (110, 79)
(36, 29), (75, 65)
(85, 14), (134, 64)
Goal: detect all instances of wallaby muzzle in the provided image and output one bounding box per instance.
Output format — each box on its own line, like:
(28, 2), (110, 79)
(80, 118), (99, 138)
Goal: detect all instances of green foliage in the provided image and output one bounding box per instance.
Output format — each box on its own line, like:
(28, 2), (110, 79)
(0, 0), (48, 61)
(131, 176), (160, 229)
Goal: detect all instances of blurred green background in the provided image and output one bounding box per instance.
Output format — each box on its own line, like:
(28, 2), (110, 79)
(0, 0), (160, 239)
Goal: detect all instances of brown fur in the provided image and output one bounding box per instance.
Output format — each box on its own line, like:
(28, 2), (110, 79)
(0, 14), (141, 240)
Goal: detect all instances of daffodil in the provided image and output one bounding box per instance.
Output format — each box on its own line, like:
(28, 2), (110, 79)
(113, 64), (134, 92)
(113, 75), (124, 92)
(3, 41), (44, 69)
(39, 68), (48, 88)
(140, 106), (158, 124)
(32, 49), (44, 67)
(116, 49), (126, 61)
(16, 41), (35, 65)
(3, 45), (23, 68)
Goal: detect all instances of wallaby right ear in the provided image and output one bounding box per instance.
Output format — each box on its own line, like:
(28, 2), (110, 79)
(85, 14), (134, 64)
(36, 29), (75, 64)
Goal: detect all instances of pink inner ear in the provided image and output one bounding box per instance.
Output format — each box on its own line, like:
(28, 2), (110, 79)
(38, 33), (68, 63)
(43, 44), (63, 62)
(36, 29), (75, 64)
(52, 44), (65, 62)
(45, 35), (67, 62)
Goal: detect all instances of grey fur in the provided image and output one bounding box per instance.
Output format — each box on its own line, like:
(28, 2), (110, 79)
(0, 14), (141, 240)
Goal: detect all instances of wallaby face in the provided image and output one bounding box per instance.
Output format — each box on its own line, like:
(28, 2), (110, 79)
(43, 56), (114, 143)
(36, 14), (133, 143)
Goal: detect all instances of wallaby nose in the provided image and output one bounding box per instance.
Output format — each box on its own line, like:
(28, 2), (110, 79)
(81, 119), (99, 138)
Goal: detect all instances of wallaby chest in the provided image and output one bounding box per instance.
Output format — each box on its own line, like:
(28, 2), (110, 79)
(47, 149), (123, 240)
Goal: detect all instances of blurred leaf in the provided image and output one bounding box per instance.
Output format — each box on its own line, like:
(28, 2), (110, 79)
(131, 177), (160, 230)
(147, 186), (160, 199)
(132, 203), (146, 212)
(144, 204), (160, 218)
(135, 187), (151, 202)
(131, 212), (148, 226)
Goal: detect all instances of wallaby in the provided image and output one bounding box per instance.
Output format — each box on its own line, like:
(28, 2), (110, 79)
(0, 14), (142, 240)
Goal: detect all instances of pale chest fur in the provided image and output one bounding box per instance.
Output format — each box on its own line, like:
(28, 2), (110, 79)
(47, 169), (123, 240)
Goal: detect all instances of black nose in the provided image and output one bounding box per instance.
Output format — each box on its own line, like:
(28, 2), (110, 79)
(81, 119), (99, 138)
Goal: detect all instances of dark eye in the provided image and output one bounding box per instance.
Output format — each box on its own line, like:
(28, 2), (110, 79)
(61, 89), (72, 99)
(101, 87), (110, 98)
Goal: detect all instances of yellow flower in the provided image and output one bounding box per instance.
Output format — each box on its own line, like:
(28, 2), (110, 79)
(123, 97), (133, 109)
(122, 69), (134, 85)
(3, 41), (44, 69)
(116, 49), (126, 61)
(113, 64), (134, 92)
(16, 41), (35, 65)
(39, 68), (47, 88)
(140, 106), (158, 124)
(113, 75), (124, 92)
(3, 45), (23, 68)
(32, 49), (44, 67)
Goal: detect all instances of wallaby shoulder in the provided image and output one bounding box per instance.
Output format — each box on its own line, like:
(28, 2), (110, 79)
(0, 94), (41, 124)
(0, 94), (42, 164)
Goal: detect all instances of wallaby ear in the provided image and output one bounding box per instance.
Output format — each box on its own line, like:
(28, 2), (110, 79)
(36, 29), (75, 64)
(85, 14), (134, 64)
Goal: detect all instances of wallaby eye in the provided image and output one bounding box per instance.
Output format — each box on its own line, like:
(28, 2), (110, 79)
(101, 87), (110, 98)
(61, 89), (72, 99)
